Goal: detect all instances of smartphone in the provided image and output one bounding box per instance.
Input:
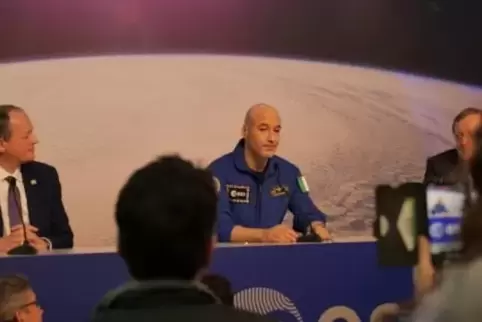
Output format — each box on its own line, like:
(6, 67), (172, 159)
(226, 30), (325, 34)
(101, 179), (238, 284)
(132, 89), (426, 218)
(426, 185), (465, 255)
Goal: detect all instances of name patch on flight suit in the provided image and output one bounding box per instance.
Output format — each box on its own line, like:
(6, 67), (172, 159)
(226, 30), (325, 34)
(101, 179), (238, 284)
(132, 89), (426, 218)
(226, 185), (250, 203)
(270, 185), (289, 197)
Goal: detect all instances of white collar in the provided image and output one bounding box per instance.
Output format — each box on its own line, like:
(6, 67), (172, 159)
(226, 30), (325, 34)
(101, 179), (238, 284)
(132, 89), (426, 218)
(0, 166), (22, 182)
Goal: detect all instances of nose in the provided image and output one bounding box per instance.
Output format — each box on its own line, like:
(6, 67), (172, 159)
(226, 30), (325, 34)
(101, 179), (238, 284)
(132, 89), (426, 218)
(267, 130), (277, 143)
(32, 134), (39, 144)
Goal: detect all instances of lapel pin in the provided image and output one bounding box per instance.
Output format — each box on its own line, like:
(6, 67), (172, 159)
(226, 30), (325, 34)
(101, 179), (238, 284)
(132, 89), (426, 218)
(30, 179), (37, 185)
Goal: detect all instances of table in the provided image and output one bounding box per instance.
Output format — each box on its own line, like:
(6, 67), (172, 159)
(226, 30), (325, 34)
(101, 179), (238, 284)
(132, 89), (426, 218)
(0, 238), (413, 322)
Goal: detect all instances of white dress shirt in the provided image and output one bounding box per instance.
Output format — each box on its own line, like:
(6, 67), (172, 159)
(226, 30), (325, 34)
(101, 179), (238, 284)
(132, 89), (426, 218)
(0, 166), (30, 236)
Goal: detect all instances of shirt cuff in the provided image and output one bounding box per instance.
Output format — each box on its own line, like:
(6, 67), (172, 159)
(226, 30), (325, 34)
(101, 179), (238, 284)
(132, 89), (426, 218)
(218, 223), (234, 242)
(41, 237), (52, 250)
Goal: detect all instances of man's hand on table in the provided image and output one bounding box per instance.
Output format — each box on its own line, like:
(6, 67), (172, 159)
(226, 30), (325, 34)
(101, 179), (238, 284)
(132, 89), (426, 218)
(262, 224), (299, 243)
(311, 222), (332, 241)
(0, 235), (21, 253)
(0, 225), (49, 253)
(29, 235), (49, 252)
(19, 225), (49, 251)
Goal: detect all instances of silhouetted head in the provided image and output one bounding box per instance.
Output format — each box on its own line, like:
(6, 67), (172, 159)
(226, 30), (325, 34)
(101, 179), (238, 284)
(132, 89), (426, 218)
(115, 155), (218, 281)
(469, 121), (482, 195)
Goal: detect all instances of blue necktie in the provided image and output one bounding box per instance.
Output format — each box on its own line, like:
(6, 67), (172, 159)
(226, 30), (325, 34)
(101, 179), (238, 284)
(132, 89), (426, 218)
(5, 176), (22, 228)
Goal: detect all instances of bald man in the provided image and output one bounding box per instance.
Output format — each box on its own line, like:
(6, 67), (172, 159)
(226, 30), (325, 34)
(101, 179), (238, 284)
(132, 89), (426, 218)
(208, 104), (330, 243)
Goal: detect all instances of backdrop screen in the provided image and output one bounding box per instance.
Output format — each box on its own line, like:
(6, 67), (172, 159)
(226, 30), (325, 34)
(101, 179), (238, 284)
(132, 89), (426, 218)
(0, 0), (481, 246)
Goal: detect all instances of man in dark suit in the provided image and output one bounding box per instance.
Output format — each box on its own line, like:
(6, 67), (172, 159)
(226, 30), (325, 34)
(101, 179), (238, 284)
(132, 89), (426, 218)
(424, 107), (482, 186)
(416, 107), (482, 295)
(423, 149), (460, 186)
(0, 105), (73, 253)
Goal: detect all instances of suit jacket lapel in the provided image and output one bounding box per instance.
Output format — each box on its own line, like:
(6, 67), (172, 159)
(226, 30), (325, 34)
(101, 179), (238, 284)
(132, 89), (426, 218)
(20, 164), (38, 225)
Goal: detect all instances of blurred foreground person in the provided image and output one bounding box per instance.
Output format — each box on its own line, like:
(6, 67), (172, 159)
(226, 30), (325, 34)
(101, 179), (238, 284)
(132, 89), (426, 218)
(469, 119), (482, 196)
(460, 123), (482, 260)
(201, 274), (234, 307)
(91, 155), (274, 322)
(411, 257), (482, 322)
(411, 125), (482, 322)
(0, 274), (43, 322)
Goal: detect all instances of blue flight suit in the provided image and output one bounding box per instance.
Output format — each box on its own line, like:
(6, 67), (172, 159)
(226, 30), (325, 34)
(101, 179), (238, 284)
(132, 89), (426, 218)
(208, 139), (327, 242)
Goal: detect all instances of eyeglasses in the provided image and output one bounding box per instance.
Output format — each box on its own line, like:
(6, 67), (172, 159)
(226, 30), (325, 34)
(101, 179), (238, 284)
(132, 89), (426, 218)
(3, 301), (41, 322)
(18, 300), (40, 310)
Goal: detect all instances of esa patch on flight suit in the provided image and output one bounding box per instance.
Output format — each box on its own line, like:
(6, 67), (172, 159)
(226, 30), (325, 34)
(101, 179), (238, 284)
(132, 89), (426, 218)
(226, 184), (250, 203)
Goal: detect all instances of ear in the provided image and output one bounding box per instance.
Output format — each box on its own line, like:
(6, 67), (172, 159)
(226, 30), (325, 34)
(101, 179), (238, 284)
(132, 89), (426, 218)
(204, 235), (218, 269)
(241, 124), (247, 139)
(207, 236), (215, 261)
(0, 139), (6, 153)
(14, 310), (23, 322)
(197, 237), (215, 279)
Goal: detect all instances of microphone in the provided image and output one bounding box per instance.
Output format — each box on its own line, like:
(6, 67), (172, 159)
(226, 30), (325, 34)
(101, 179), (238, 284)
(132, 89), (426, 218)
(7, 181), (37, 256)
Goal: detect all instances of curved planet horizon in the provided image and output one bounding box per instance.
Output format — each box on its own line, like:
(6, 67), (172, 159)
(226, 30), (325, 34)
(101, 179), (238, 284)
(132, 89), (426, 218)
(1, 54), (481, 246)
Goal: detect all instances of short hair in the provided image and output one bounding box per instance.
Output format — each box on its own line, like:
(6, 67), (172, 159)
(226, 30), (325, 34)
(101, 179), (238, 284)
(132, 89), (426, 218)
(0, 105), (23, 141)
(116, 154), (218, 280)
(463, 126), (482, 260)
(471, 125), (482, 194)
(460, 199), (482, 261)
(452, 107), (482, 134)
(0, 275), (32, 322)
(201, 274), (234, 306)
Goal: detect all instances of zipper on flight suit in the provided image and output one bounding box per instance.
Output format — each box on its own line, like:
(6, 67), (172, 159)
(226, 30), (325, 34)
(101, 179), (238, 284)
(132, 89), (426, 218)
(256, 183), (263, 226)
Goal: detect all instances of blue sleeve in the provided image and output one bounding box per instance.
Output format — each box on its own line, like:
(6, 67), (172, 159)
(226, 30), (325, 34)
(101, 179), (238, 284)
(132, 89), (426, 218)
(209, 165), (235, 242)
(288, 167), (327, 232)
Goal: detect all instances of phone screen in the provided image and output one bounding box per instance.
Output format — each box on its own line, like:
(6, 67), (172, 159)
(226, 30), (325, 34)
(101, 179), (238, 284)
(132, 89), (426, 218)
(426, 185), (465, 254)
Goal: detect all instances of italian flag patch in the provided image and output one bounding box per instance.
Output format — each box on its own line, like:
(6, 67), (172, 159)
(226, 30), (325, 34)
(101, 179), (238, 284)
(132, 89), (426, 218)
(297, 176), (310, 193)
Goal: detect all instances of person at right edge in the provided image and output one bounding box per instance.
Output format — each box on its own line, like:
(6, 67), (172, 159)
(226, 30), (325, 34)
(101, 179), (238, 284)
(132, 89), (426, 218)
(417, 107), (482, 296)
(208, 103), (331, 243)
(409, 118), (482, 322)
(91, 155), (275, 322)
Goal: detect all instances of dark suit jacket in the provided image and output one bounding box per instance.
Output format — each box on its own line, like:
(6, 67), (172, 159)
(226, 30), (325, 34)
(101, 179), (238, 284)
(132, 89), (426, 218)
(423, 148), (461, 186)
(0, 161), (74, 249)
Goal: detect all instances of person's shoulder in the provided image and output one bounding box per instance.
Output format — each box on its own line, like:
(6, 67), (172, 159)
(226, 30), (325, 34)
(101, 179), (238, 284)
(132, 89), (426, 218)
(216, 306), (276, 322)
(21, 161), (57, 174)
(273, 155), (299, 173)
(208, 152), (235, 171)
(427, 149), (458, 165)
